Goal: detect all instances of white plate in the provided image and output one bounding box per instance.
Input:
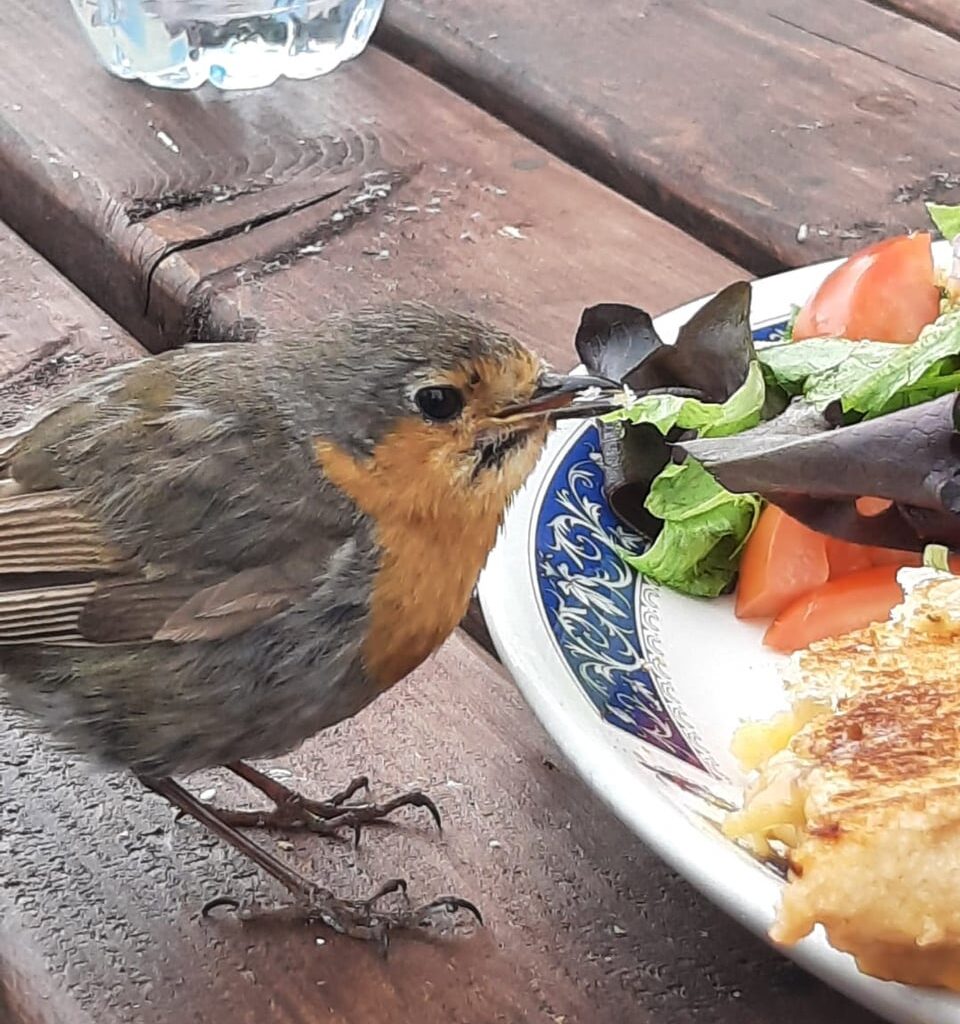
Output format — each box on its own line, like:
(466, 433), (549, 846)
(478, 239), (957, 1024)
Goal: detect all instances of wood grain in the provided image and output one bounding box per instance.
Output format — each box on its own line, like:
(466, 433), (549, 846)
(1, 634), (881, 1024)
(378, 0), (960, 272)
(0, 1), (740, 362)
(882, 0), (960, 39)
(0, 222), (143, 425)
(183, 52), (743, 374)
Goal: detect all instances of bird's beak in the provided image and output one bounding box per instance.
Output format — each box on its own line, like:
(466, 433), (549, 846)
(494, 372), (623, 422)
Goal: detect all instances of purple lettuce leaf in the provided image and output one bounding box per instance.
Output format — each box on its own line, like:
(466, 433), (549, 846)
(679, 394), (960, 551)
(576, 282), (756, 542)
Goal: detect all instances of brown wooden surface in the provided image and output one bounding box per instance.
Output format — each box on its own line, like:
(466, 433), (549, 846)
(884, 0), (960, 39)
(378, 0), (960, 273)
(0, 222), (143, 425)
(4, 2), (732, 360)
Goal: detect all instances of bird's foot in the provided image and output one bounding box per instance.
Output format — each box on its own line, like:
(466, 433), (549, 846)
(203, 878), (482, 952)
(185, 761), (442, 843)
(143, 776), (482, 952)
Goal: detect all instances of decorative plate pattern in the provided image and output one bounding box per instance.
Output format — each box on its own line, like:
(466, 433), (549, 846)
(533, 320), (787, 778)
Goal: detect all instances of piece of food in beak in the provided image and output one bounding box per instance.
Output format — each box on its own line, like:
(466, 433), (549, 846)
(496, 372), (622, 420)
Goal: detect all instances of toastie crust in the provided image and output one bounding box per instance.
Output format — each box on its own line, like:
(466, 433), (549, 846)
(726, 572), (960, 990)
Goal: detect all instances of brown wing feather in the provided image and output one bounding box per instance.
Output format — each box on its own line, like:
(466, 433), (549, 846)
(0, 353), (353, 649)
(0, 575), (195, 645)
(0, 491), (130, 573)
(78, 578), (201, 643)
(0, 582), (95, 643)
(0, 481), (138, 643)
(0, 486), (313, 646)
(154, 565), (312, 643)
(0, 421), (307, 644)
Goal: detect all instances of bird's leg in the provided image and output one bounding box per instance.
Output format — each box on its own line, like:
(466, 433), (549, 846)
(140, 775), (481, 950)
(186, 760), (442, 843)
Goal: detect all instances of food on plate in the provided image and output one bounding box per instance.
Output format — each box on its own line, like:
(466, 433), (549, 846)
(683, 390), (960, 552)
(762, 563), (903, 653)
(576, 281), (764, 598)
(566, 206), (960, 993)
(822, 535), (873, 576)
(724, 570), (960, 990)
(791, 232), (940, 344)
(734, 505), (829, 620)
(733, 507), (960, 650)
(576, 202), (960, 649)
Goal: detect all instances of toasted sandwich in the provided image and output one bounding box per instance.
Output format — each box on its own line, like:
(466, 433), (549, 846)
(725, 570), (960, 989)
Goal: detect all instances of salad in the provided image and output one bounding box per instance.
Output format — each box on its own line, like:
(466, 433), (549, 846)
(579, 203), (960, 655)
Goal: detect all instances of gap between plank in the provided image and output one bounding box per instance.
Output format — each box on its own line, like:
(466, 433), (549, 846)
(372, 17), (785, 278)
(863, 0), (960, 42)
(142, 182), (350, 318)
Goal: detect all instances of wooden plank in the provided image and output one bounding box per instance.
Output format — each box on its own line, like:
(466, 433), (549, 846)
(883, 0), (960, 39)
(0, 222), (143, 423)
(377, 0), (960, 272)
(0, 222), (143, 1018)
(0, 1), (740, 358)
(2, 632), (881, 1024)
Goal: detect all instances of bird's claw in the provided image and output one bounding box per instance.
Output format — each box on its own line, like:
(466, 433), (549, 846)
(301, 882), (483, 955)
(198, 766), (442, 845)
(300, 790), (443, 846)
(148, 775), (480, 953)
(200, 894), (242, 917)
(200, 878), (482, 954)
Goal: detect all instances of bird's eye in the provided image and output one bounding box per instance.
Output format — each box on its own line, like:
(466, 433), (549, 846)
(415, 385), (464, 423)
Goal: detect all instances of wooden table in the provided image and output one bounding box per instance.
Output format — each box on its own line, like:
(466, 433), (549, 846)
(1, 1), (955, 1020)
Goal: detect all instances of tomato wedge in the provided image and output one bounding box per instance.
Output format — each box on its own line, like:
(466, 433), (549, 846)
(856, 495), (893, 517)
(763, 565), (904, 653)
(824, 536), (873, 577)
(735, 506), (830, 620)
(792, 233), (940, 344)
(866, 546), (924, 568)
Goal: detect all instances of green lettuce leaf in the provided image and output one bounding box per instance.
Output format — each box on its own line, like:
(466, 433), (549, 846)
(927, 201), (960, 241)
(839, 309), (960, 416)
(600, 361), (766, 596)
(757, 308), (960, 418)
(759, 338), (893, 401)
(606, 360), (766, 437)
(620, 460), (761, 597)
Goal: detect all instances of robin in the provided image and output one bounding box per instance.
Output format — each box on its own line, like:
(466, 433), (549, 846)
(0, 302), (616, 945)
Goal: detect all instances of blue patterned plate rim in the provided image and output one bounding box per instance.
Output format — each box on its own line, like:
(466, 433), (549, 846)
(525, 312), (794, 778)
